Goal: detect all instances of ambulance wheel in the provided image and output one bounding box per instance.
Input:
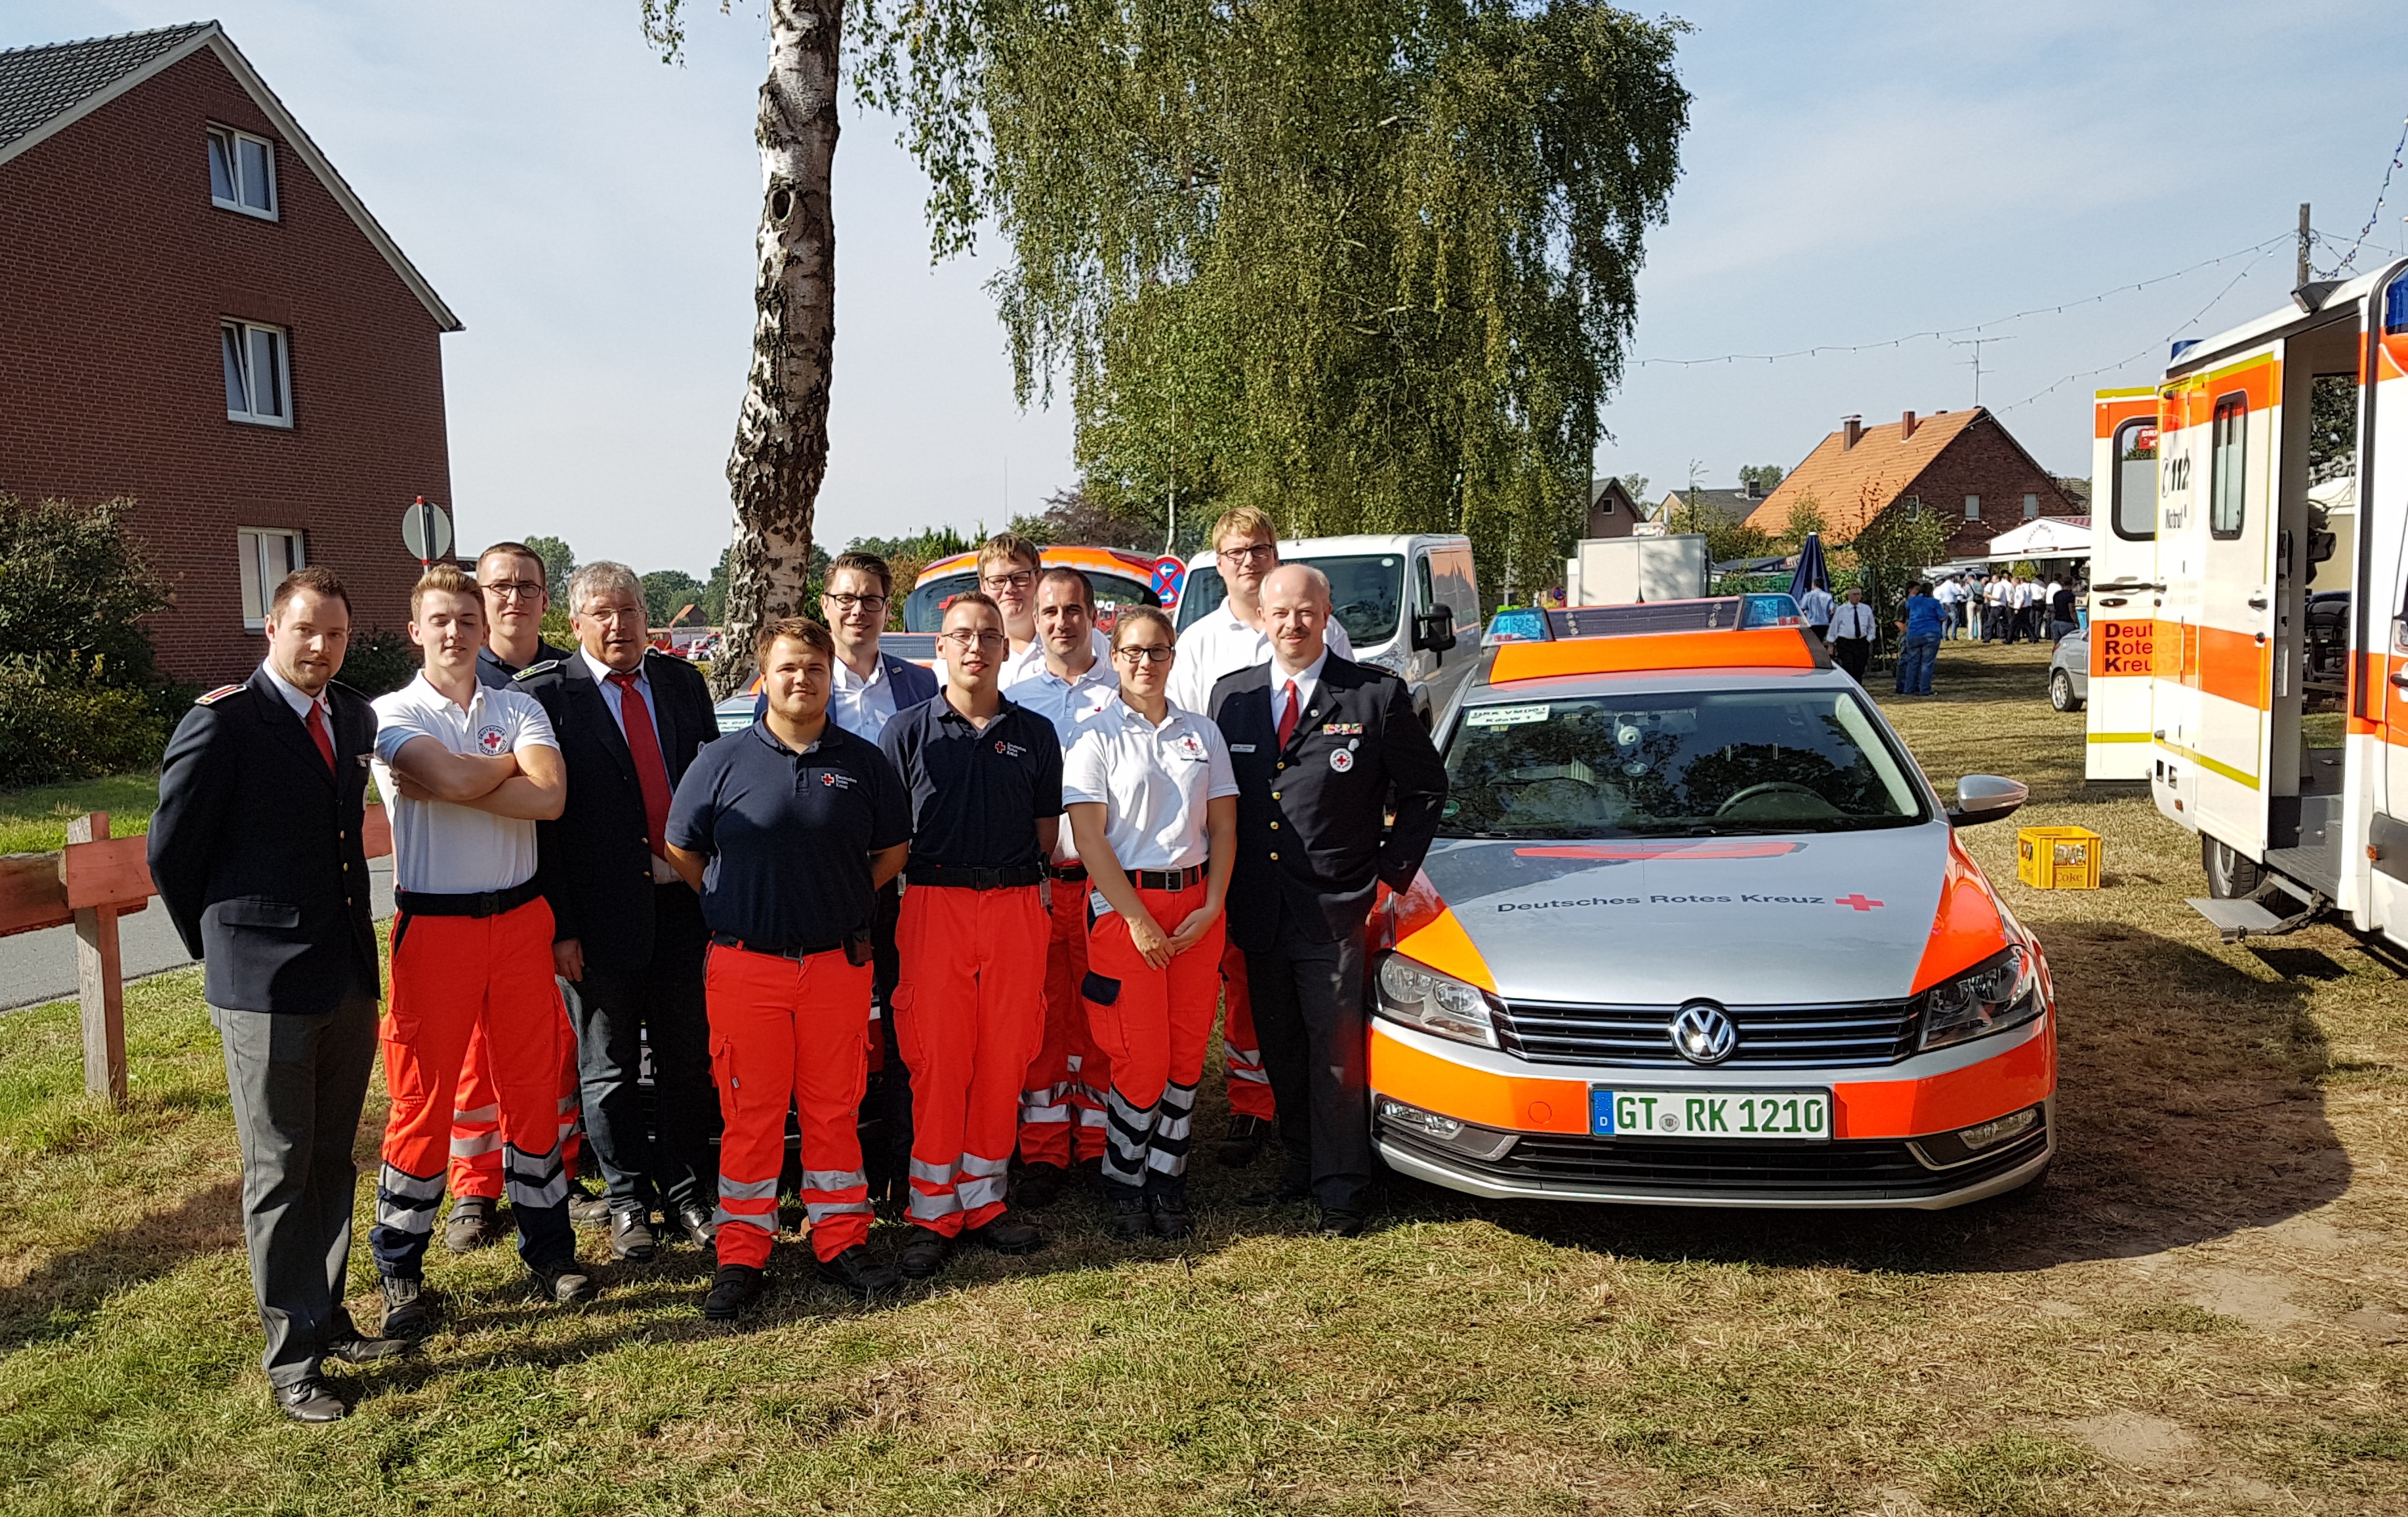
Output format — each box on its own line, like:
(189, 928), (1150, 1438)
(2203, 837), (2262, 899)
(2048, 670), (2083, 713)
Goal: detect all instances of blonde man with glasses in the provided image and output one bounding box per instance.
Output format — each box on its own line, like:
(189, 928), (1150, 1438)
(1162, 508), (1349, 1166)
(977, 533), (1113, 685)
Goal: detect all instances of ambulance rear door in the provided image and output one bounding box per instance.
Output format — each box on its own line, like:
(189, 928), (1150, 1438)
(2367, 266), (2408, 943)
(2086, 388), (2161, 779)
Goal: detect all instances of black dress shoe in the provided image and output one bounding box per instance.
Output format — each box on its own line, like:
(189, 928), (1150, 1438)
(324, 1333), (412, 1365)
(1316, 1209), (1367, 1240)
(274, 1377), (348, 1423)
(1217, 1113), (1271, 1167)
(669, 1201), (718, 1247)
(964, 1211), (1045, 1255)
(897, 1227), (952, 1279)
(443, 1194), (503, 1254)
(567, 1188), (613, 1226)
(1015, 1161), (1067, 1209)
(1149, 1197), (1193, 1240)
(702, 1263), (767, 1321)
(816, 1244), (902, 1298)
(1240, 1171), (1313, 1207)
(378, 1276), (434, 1339)
(609, 1208), (658, 1263)
(1108, 1197), (1153, 1240)
(529, 1256), (598, 1305)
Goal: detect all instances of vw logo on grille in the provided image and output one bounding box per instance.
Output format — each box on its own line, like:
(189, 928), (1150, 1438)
(1669, 1001), (1737, 1066)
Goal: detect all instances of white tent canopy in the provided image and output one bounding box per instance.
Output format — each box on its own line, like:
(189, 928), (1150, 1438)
(1984, 516), (2092, 559)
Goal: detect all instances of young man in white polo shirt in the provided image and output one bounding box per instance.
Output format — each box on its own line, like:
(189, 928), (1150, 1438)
(368, 564), (591, 1335)
(1160, 507), (1349, 1167)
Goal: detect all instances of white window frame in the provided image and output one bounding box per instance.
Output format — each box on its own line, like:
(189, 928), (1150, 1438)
(238, 528), (306, 630)
(222, 319), (294, 428)
(1963, 494), (1980, 520)
(207, 125), (278, 220)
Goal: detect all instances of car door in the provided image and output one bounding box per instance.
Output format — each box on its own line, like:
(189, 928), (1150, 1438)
(2086, 390), (2161, 779)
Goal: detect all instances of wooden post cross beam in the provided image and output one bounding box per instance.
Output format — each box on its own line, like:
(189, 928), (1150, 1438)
(64, 812), (129, 1106)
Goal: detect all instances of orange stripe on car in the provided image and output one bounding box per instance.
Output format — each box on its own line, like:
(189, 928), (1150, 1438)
(1911, 832), (2008, 993)
(1490, 628), (1822, 683)
(1393, 903), (1498, 992)
(1832, 1030), (2054, 1139)
(1368, 1026), (1588, 1133)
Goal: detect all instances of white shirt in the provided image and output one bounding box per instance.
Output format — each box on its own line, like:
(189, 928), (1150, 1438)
(1933, 580), (1962, 607)
(1061, 696), (1238, 873)
(373, 674), (559, 895)
(1008, 655), (1121, 862)
(1166, 599), (1353, 716)
(998, 626), (1114, 690)
(260, 660), (329, 728)
(1829, 601), (1877, 639)
(829, 649), (902, 742)
(1265, 648), (1331, 737)
(1986, 580), (2010, 606)
(1798, 586), (1835, 626)
(577, 647), (680, 883)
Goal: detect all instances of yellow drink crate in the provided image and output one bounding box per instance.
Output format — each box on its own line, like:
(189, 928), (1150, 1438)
(2016, 826), (2102, 889)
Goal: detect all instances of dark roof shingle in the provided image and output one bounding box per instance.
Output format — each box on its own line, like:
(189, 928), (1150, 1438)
(0, 22), (214, 153)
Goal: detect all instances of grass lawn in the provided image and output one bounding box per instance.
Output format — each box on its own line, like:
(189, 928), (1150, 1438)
(3, 641), (2404, 1514)
(0, 771), (161, 854)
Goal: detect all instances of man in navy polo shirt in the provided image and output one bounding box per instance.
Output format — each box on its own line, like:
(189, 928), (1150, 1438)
(663, 617), (912, 1320)
(878, 592), (1061, 1278)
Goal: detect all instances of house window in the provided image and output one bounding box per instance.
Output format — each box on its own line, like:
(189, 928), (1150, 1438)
(238, 529), (305, 630)
(207, 127), (277, 218)
(1964, 495), (1980, 520)
(2210, 394), (2247, 540)
(2022, 493), (2039, 519)
(1903, 495), (1923, 521)
(222, 321), (292, 426)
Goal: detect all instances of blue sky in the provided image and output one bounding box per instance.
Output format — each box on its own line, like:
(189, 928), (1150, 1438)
(10, 1), (2408, 574)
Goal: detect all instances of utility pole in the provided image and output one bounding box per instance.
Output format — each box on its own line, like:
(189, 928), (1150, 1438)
(2298, 202), (2312, 287)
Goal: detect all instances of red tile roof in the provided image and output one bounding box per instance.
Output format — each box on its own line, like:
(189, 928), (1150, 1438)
(1745, 409), (1984, 538)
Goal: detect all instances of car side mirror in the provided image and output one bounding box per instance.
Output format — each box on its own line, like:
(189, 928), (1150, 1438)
(1948, 774), (2028, 828)
(1412, 605), (1458, 653)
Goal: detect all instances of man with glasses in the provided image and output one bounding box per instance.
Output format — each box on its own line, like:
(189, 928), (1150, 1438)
(1162, 508), (1350, 1168)
(878, 593), (1059, 1276)
(443, 544), (590, 1255)
(819, 552), (937, 1205)
(975, 533), (1112, 684)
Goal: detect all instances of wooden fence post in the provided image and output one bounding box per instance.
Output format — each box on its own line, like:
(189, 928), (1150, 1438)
(66, 811), (128, 1107)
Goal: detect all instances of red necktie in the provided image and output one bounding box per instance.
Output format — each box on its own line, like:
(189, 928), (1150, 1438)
(304, 699), (335, 772)
(609, 672), (675, 858)
(1276, 678), (1300, 748)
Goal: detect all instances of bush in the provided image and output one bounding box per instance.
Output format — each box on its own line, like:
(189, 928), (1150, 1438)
(0, 664), (167, 788)
(338, 627), (419, 698)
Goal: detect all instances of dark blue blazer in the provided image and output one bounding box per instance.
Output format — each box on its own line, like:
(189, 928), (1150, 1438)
(752, 649), (937, 726)
(148, 666), (380, 1014)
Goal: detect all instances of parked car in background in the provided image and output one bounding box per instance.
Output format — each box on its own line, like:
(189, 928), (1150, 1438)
(905, 545), (1165, 634)
(2047, 630), (2087, 712)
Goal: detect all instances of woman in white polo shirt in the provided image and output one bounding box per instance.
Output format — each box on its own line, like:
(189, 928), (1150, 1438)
(1062, 606), (1236, 1241)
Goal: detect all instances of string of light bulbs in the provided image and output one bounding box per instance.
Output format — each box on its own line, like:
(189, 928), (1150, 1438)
(1993, 242), (2281, 413)
(2325, 115), (2408, 277)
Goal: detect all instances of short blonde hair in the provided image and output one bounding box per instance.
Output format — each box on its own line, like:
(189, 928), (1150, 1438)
(410, 562), (480, 620)
(976, 533), (1041, 575)
(1210, 506), (1277, 550)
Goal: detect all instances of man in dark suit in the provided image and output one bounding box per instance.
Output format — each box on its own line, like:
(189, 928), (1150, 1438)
(1209, 564), (1446, 1236)
(514, 561), (721, 1263)
(149, 567), (409, 1423)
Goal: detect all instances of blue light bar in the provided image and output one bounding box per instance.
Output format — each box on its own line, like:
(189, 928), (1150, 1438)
(1482, 607), (1552, 645)
(1740, 594), (1803, 628)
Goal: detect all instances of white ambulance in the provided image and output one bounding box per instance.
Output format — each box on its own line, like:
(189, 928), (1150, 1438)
(2086, 260), (2408, 944)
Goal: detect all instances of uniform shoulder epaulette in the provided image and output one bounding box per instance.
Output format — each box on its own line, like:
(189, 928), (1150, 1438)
(194, 683), (246, 706)
(512, 659), (565, 681)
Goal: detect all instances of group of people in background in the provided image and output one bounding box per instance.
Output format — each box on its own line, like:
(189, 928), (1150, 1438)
(1925, 571), (2084, 645)
(147, 506), (1444, 1424)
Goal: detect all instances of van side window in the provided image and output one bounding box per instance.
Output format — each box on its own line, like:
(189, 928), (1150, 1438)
(1416, 555), (1436, 613)
(2209, 395), (2246, 541)
(2111, 417), (2157, 542)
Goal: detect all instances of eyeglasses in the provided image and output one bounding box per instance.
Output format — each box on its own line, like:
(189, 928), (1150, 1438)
(823, 592), (889, 612)
(979, 569), (1036, 592)
(483, 580), (546, 601)
(1113, 645), (1175, 665)
(1215, 543), (1277, 565)
(940, 630), (1009, 651)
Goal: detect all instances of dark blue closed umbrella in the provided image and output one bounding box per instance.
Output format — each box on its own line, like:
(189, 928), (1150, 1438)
(1789, 531), (1828, 607)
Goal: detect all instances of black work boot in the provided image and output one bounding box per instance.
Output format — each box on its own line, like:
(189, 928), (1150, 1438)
(897, 1228), (952, 1280)
(703, 1264), (767, 1321)
(1108, 1196), (1153, 1240)
(609, 1207), (658, 1264)
(1149, 1194), (1193, 1240)
(529, 1255), (598, 1305)
(378, 1276), (434, 1339)
(964, 1211), (1045, 1255)
(1015, 1161), (1067, 1209)
(443, 1195), (503, 1253)
(817, 1244), (902, 1298)
(1217, 1113), (1271, 1167)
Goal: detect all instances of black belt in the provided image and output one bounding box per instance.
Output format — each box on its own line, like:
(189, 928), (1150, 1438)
(711, 931), (865, 962)
(1131, 864), (1205, 891)
(1046, 862), (1088, 883)
(906, 864), (1045, 891)
(395, 880), (542, 919)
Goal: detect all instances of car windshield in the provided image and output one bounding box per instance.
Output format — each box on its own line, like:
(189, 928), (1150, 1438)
(1171, 554), (1404, 645)
(1439, 688), (1928, 838)
(904, 569), (1159, 632)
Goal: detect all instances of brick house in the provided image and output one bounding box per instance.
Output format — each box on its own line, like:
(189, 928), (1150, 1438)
(0, 22), (461, 684)
(1580, 477), (1642, 539)
(1743, 409), (2079, 557)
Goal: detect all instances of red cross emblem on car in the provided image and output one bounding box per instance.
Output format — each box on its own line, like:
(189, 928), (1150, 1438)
(1835, 893), (1884, 912)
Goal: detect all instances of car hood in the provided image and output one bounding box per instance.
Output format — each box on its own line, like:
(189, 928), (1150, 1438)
(1415, 827), (1958, 1005)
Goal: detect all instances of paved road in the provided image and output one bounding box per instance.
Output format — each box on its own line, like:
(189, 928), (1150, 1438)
(0, 857), (396, 1011)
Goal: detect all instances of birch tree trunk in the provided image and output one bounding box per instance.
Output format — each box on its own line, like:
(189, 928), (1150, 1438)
(716, 0), (842, 695)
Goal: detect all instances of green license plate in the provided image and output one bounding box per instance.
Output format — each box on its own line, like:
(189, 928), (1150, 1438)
(1591, 1087), (1831, 1141)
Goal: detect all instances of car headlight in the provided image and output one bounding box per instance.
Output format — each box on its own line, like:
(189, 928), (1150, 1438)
(1915, 942), (2044, 1051)
(1374, 953), (1500, 1048)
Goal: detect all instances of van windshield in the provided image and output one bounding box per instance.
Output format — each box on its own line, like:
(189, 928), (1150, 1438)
(1439, 689), (1928, 838)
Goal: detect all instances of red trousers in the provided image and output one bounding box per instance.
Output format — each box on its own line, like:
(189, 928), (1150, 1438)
(893, 883), (1047, 1236)
(447, 995), (582, 1202)
(1219, 942), (1275, 1121)
(704, 943), (874, 1267)
(1018, 878), (1111, 1168)
(372, 899), (570, 1274)
(1084, 881), (1224, 1201)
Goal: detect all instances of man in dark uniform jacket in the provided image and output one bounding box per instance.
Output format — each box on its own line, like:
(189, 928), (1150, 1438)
(148, 567), (409, 1423)
(1209, 564), (1446, 1236)
(515, 561), (722, 1263)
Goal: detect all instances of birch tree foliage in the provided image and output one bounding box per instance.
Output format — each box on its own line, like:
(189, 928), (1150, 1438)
(857, 0), (1689, 595)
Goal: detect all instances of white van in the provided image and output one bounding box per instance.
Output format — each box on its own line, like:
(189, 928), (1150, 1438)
(1176, 533), (1482, 726)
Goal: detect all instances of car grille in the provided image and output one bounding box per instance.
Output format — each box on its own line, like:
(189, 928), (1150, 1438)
(1379, 1122), (2047, 1203)
(1494, 998), (1919, 1068)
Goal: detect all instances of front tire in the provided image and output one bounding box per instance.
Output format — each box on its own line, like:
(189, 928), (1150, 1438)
(2203, 836), (2262, 899)
(2047, 669), (2083, 712)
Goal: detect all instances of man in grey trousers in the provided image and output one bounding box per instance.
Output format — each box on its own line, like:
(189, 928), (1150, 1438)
(149, 566), (409, 1422)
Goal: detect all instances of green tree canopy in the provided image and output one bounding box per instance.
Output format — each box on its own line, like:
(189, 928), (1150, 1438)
(642, 569), (706, 626)
(518, 535), (577, 604)
(863, 0), (1689, 597)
